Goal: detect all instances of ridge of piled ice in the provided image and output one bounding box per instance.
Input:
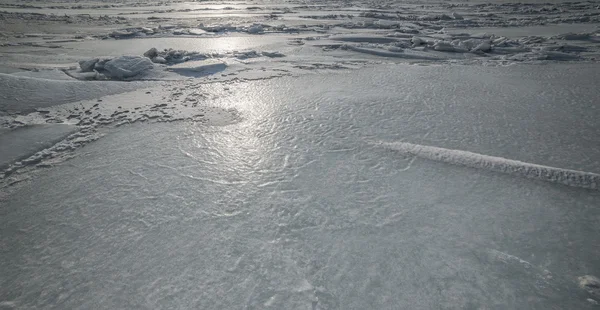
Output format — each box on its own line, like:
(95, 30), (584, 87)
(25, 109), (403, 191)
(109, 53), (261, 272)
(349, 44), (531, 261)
(103, 56), (154, 79)
(378, 141), (600, 190)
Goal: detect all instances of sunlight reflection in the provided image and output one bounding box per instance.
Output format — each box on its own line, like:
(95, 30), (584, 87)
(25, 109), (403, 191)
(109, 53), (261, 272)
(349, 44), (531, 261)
(179, 83), (280, 189)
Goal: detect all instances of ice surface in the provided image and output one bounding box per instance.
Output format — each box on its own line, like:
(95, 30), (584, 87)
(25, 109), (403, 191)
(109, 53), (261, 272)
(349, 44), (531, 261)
(11, 69), (75, 80)
(165, 60), (228, 77)
(0, 124), (77, 169)
(102, 56), (154, 79)
(1, 0), (600, 308)
(0, 73), (147, 113)
(1, 63), (599, 309)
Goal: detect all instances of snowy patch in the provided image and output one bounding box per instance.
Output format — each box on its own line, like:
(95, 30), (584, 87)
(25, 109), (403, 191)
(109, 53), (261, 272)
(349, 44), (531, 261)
(377, 141), (600, 190)
(579, 275), (600, 297)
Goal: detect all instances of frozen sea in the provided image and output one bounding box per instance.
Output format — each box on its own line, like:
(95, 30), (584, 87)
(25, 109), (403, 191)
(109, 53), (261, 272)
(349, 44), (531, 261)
(1, 0), (600, 309)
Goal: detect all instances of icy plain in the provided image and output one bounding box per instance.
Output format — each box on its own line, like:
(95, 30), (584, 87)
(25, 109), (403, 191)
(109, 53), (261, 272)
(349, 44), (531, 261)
(1, 0), (600, 309)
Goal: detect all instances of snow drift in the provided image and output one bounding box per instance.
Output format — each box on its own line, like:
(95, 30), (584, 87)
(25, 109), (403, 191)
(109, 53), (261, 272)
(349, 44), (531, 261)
(378, 141), (600, 190)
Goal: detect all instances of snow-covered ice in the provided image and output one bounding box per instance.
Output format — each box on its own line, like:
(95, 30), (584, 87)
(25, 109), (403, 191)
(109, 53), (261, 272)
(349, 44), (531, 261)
(377, 141), (600, 190)
(1, 0), (600, 308)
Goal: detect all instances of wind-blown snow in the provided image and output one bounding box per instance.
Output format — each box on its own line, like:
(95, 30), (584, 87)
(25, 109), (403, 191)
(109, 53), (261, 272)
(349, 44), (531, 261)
(377, 141), (600, 190)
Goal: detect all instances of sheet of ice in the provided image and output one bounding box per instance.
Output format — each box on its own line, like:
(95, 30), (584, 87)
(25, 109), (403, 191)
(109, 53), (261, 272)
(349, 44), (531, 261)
(0, 73), (148, 113)
(0, 124), (77, 169)
(1, 0), (600, 308)
(1, 63), (599, 309)
(165, 60), (228, 77)
(10, 69), (75, 80)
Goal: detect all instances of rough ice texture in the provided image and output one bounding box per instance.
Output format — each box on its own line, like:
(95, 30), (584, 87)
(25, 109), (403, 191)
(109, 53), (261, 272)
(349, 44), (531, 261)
(553, 32), (592, 40)
(261, 51), (285, 58)
(0, 124), (77, 169)
(579, 275), (600, 298)
(379, 141), (600, 190)
(246, 24), (264, 34)
(342, 45), (442, 60)
(79, 58), (99, 72)
(103, 56), (154, 79)
(143, 47), (158, 59)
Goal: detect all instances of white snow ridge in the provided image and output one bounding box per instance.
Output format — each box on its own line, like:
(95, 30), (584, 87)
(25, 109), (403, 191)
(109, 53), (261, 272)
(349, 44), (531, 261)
(377, 141), (599, 190)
